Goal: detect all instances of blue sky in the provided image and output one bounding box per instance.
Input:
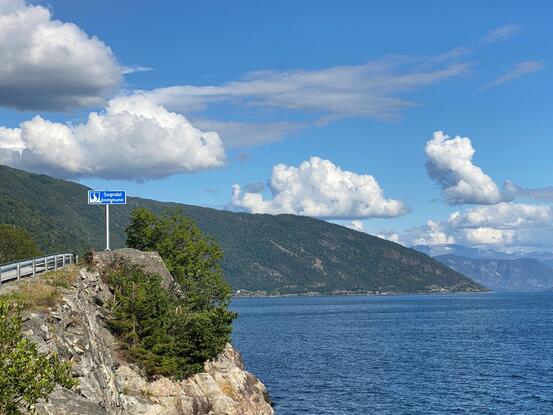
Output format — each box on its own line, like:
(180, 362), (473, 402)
(0, 0), (552, 251)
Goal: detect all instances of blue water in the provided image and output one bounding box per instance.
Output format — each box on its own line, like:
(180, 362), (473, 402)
(231, 293), (553, 414)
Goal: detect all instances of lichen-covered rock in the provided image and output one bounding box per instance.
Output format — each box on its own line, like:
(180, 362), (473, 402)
(115, 344), (273, 415)
(91, 248), (175, 290)
(25, 250), (273, 415)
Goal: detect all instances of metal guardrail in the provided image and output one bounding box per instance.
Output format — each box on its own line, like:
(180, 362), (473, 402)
(0, 253), (77, 285)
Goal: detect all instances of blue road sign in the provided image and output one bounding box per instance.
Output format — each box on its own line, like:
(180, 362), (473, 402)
(88, 190), (127, 205)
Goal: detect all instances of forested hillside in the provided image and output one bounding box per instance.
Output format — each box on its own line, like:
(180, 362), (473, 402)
(0, 165), (485, 294)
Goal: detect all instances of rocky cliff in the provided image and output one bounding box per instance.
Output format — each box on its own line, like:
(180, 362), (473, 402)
(20, 249), (273, 415)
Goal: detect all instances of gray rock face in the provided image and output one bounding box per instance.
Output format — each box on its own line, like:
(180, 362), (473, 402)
(23, 250), (273, 415)
(91, 249), (175, 290)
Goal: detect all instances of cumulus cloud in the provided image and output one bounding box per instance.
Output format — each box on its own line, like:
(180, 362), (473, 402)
(482, 61), (544, 90)
(0, 95), (225, 180)
(347, 220), (366, 232)
(344, 221), (403, 244)
(452, 203), (552, 246)
(410, 220), (456, 246)
(448, 202), (552, 229)
(375, 230), (402, 244)
(462, 227), (515, 245)
(0, 0), (123, 110)
(405, 202), (553, 248)
(231, 157), (408, 219)
(425, 131), (507, 205)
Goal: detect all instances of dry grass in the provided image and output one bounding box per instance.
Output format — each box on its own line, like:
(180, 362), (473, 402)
(41, 267), (78, 289)
(0, 266), (78, 311)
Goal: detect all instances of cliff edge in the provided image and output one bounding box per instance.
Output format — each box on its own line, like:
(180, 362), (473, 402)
(20, 249), (273, 415)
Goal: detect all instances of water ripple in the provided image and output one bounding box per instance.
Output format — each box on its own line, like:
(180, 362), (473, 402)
(232, 293), (553, 415)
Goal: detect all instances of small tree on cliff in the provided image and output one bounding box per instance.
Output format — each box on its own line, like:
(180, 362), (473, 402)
(126, 208), (231, 310)
(121, 208), (236, 378)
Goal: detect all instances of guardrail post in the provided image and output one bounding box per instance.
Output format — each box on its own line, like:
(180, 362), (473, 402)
(17, 263), (21, 283)
(32, 259), (36, 277)
(0, 268), (2, 286)
(54, 255), (58, 271)
(62, 254), (66, 267)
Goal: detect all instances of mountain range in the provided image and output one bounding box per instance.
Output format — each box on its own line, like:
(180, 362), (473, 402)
(412, 244), (553, 292)
(0, 164), (485, 295)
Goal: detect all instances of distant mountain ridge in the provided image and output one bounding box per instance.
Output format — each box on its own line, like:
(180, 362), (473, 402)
(435, 254), (553, 292)
(413, 244), (553, 292)
(412, 244), (553, 264)
(0, 165), (485, 295)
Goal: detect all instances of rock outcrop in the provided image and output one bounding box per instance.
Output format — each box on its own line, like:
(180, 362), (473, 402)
(91, 248), (175, 290)
(21, 250), (273, 415)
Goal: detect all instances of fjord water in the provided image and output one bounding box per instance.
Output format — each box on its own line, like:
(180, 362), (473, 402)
(231, 293), (553, 414)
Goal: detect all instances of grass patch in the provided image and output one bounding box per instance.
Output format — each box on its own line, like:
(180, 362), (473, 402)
(42, 267), (78, 289)
(0, 266), (78, 311)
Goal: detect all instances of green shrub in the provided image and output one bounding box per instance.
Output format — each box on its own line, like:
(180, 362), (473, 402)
(0, 224), (42, 264)
(119, 208), (236, 378)
(0, 300), (76, 414)
(126, 208), (231, 311)
(106, 262), (235, 379)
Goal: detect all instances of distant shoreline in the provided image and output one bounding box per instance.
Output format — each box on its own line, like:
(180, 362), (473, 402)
(232, 289), (490, 299)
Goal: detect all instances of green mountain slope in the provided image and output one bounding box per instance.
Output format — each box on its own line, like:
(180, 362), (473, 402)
(0, 165), (485, 294)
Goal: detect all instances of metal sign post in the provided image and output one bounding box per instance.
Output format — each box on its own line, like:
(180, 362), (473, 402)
(88, 190), (127, 251)
(106, 204), (110, 251)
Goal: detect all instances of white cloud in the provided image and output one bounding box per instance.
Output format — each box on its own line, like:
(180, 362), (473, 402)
(144, 60), (469, 121)
(482, 61), (544, 89)
(482, 25), (520, 44)
(375, 230), (402, 244)
(133, 58), (469, 146)
(411, 220), (456, 246)
(192, 120), (303, 147)
(347, 220), (366, 232)
(344, 221), (403, 244)
(448, 202), (552, 229)
(0, 0), (123, 110)
(504, 181), (553, 201)
(448, 203), (550, 246)
(121, 66), (154, 75)
(0, 126), (22, 151)
(405, 203), (553, 249)
(0, 95), (225, 180)
(462, 227), (515, 245)
(232, 157), (408, 219)
(425, 131), (506, 205)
